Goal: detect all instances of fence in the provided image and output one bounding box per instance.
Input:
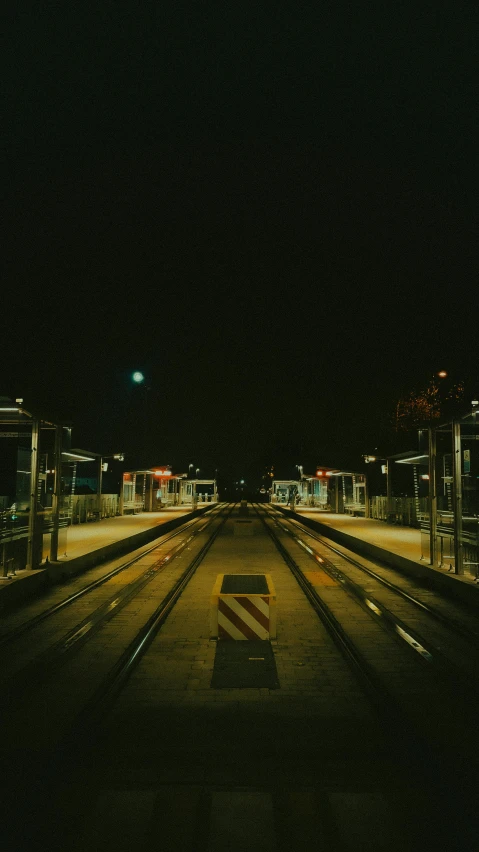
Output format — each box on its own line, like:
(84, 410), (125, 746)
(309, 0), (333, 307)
(369, 496), (428, 527)
(65, 494), (120, 524)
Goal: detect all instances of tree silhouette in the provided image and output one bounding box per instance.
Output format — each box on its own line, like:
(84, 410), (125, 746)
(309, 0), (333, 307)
(394, 374), (464, 432)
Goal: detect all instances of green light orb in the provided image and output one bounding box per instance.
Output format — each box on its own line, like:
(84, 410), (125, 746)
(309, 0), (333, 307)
(132, 371), (145, 384)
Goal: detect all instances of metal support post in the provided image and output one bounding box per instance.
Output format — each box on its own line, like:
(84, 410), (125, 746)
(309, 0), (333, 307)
(50, 424), (63, 562)
(452, 421), (463, 575)
(428, 427), (437, 567)
(334, 476), (339, 513)
(27, 419), (41, 570)
(386, 459), (393, 522)
(119, 473), (125, 515)
(97, 456), (103, 519)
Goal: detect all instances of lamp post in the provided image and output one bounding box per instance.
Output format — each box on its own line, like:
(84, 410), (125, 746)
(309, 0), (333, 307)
(132, 371), (150, 466)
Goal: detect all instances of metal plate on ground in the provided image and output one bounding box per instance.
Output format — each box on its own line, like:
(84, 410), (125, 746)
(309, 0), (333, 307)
(221, 574), (269, 594)
(211, 640), (280, 689)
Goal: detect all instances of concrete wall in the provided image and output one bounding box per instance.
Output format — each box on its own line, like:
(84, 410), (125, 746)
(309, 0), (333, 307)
(0, 569), (48, 612)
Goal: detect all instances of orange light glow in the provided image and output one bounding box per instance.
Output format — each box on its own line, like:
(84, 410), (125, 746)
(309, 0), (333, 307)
(437, 371), (447, 378)
(316, 470), (323, 477)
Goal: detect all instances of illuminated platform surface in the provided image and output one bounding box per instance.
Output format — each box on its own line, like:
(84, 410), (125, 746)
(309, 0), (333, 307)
(41, 508), (192, 562)
(292, 508), (479, 605)
(2, 505), (477, 850)
(296, 509), (425, 564)
(0, 509), (195, 608)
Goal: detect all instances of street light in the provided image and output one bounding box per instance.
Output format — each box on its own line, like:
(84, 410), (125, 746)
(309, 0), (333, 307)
(131, 371), (150, 466)
(196, 468), (200, 478)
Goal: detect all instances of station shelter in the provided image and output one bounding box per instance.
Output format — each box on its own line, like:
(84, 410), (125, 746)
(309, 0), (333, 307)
(271, 468), (367, 515)
(306, 468), (335, 508)
(327, 470), (368, 515)
(270, 479), (306, 506)
(121, 468), (217, 513)
(270, 471), (333, 508)
(178, 478), (217, 506)
(419, 405), (479, 577)
(0, 397), (124, 572)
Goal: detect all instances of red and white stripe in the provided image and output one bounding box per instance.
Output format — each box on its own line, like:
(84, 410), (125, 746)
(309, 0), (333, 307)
(218, 595), (270, 640)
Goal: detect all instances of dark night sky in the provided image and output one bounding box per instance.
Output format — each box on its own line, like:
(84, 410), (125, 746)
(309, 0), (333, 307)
(2, 5), (477, 482)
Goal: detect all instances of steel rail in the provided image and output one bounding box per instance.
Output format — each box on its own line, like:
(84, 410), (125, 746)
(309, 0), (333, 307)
(0, 506), (220, 647)
(66, 504), (232, 733)
(255, 502), (479, 811)
(265, 507), (479, 692)
(254, 505), (403, 716)
(269, 504), (479, 646)
(255, 502), (479, 805)
(0, 513), (220, 706)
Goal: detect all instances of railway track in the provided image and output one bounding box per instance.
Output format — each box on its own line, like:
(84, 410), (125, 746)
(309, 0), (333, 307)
(3, 502), (478, 850)
(267, 504), (479, 680)
(0, 505), (231, 738)
(254, 503), (479, 783)
(0, 509), (218, 647)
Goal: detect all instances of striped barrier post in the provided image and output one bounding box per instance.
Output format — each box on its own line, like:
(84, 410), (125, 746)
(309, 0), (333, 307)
(210, 573), (276, 640)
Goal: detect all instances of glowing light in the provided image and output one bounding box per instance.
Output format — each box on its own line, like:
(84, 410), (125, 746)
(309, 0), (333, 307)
(325, 471), (333, 477)
(437, 370), (447, 378)
(63, 452), (95, 461)
(132, 371), (145, 383)
(395, 625), (432, 661)
(316, 470), (323, 477)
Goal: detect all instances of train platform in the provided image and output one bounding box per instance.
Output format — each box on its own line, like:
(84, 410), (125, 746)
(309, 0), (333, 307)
(296, 509), (424, 563)
(40, 508), (192, 563)
(0, 507), (206, 610)
(289, 507), (479, 607)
